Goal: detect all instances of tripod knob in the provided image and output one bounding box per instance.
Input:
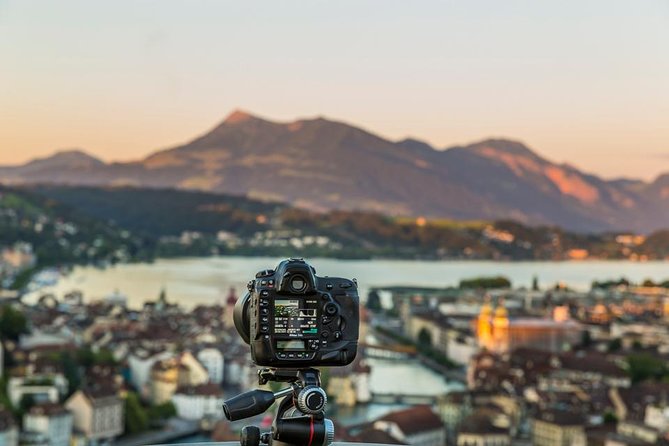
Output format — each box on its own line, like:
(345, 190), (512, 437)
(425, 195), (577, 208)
(296, 385), (327, 414)
(240, 426), (261, 446)
(324, 418), (335, 445)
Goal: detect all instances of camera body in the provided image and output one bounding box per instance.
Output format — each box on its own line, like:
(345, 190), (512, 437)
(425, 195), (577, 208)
(234, 258), (359, 367)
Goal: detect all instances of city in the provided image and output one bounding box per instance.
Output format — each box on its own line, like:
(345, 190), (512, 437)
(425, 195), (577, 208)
(2, 2), (668, 445)
(2, 239), (669, 445)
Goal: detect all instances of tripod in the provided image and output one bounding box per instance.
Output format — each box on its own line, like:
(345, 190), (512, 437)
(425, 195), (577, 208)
(223, 368), (335, 446)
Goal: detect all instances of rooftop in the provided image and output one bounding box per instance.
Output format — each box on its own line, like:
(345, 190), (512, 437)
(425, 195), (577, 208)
(376, 405), (444, 435)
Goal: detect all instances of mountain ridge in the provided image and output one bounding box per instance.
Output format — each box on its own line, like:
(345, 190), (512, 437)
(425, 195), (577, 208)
(0, 111), (666, 233)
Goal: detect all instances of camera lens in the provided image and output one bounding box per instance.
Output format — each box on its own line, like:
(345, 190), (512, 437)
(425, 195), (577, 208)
(290, 275), (307, 293)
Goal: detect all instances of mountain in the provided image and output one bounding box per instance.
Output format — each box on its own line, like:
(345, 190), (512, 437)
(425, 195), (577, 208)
(0, 110), (666, 232)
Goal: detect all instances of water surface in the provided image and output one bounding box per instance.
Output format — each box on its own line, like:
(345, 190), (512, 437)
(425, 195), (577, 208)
(25, 257), (668, 308)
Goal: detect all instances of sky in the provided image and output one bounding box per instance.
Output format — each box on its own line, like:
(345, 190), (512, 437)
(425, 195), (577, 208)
(1, 0), (668, 181)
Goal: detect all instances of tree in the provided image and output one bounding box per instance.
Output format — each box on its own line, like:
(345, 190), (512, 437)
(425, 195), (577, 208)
(417, 328), (432, 348)
(627, 353), (666, 383)
(0, 305), (28, 341)
(366, 291), (382, 311)
(603, 411), (618, 423)
(607, 338), (622, 353)
(60, 352), (81, 396)
(76, 348), (96, 369)
(18, 394), (36, 417)
(459, 276), (511, 289)
(642, 279), (656, 287)
(147, 401), (177, 426)
(0, 376), (13, 411)
(124, 392), (148, 434)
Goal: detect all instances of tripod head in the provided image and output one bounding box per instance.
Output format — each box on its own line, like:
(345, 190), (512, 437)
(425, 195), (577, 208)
(223, 368), (335, 446)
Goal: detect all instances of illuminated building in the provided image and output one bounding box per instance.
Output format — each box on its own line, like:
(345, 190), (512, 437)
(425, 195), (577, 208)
(476, 301), (582, 354)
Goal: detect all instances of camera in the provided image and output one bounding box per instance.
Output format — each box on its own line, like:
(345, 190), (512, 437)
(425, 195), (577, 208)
(233, 258), (359, 367)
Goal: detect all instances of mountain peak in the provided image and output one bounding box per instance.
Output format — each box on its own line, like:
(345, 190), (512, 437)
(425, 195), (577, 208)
(29, 149), (104, 165)
(13, 149), (106, 173)
(397, 138), (436, 153)
(223, 109), (261, 124)
(467, 139), (538, 157)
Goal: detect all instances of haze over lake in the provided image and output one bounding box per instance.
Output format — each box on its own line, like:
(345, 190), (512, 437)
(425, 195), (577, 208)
(25, 257), (669, 309)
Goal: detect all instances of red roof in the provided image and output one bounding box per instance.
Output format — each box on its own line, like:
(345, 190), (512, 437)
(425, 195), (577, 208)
(377, 406), (444, 435)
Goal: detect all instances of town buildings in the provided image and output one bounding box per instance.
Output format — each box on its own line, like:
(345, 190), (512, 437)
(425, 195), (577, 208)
(23, 403), (73, 446)
(65, 388), (124, 442)
(172, 383), (225, 420)
(0, 408), (18, 446)
(373, 405), (446, 446)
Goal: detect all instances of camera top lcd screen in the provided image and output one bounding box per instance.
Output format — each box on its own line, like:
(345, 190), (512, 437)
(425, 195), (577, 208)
(274, 298), (318, 338)
(276, 340), (306, 351)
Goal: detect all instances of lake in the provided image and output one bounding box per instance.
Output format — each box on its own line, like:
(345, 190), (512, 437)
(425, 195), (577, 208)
(24, 256), (668, 309)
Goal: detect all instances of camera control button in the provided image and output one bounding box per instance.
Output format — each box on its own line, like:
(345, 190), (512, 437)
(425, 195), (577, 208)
(321, 331), (330, 339)
(260, 325), (269, 333)
(260, 280), (267, 286)
(326, 283), (333, 290)
(333, 331), (342, 341)
(287, 353), (296, 359)
(260, 308), (269, 315)
(324, 303), (338, 317)
(339, 282), (352, 288)
(260, 299), (269, 307)
(260, 290), (269, 297)
(256, 269), (274, 278)
(277, 353), (287, 359)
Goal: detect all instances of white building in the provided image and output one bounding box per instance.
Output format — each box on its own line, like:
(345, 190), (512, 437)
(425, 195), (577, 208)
(127, 348), (172, 397)
(196, 348), (224, 384)
(65, 388), (124, 442)
(179, 351), (209, 385)
(172, 383), (225, 420)
(23, 403), (73, 446)
(645, 404), (669, 433)
(7, 376), (60, 407)
(0, 408), (18, 446)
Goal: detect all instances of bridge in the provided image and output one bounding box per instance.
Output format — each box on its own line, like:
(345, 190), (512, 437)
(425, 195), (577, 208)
(360, 343), (416, 360)
(369, 392), (441, 405)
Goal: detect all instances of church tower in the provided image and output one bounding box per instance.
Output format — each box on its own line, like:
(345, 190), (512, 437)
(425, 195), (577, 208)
(492, 299), (510, 353)
(477, 299), (494, 350)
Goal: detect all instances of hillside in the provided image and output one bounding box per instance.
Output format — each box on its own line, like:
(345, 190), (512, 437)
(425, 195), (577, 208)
(0, 186), (154, 268)
(1, 111), (667, 232)
(27, 185), (669, 261)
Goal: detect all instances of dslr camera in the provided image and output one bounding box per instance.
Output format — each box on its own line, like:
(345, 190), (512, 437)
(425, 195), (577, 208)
(233, 258), (359, 367)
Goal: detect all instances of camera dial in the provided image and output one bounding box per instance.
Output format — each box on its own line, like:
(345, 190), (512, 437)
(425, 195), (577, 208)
(297, 386), (327, 414)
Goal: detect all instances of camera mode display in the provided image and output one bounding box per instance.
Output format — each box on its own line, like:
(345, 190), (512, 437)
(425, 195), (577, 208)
(274, 298), (319, 338)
